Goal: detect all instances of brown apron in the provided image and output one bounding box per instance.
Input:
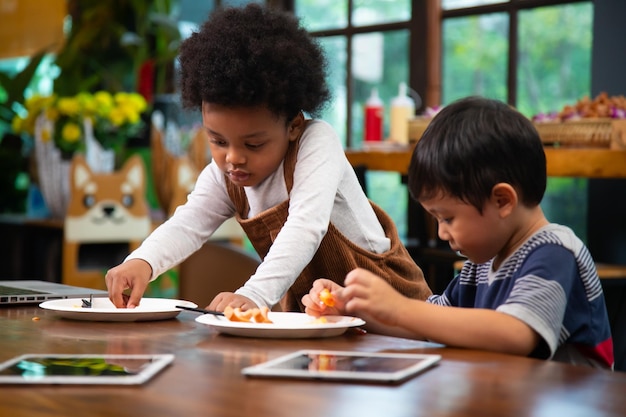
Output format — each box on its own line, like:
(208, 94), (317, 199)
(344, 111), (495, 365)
(226, 130), (431, 312)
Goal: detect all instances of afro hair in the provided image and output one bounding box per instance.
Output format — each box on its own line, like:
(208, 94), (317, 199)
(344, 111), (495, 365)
(178, 4), (331, 121)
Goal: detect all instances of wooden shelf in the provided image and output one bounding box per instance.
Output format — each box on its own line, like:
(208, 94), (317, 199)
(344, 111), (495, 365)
(346, 146), (626, 178)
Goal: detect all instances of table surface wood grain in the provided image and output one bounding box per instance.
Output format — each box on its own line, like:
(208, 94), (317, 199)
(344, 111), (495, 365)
(1, 305), (625, 417)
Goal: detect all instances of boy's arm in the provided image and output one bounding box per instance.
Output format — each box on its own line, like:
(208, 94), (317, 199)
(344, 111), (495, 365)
(392, 301), (541, 355)
(343, 268), (540, 355)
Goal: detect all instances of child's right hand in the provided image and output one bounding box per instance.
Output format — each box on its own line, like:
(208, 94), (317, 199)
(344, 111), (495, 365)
(302, 279), (345, 317)
(105, 259), (152, 308)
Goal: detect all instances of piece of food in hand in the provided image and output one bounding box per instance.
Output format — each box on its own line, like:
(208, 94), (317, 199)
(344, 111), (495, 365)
(224, 305), (273, 323)
(319, 288), (335, 307)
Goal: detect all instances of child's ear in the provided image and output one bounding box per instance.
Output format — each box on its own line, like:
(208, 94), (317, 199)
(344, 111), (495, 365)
(288, 112), (305, 141)
(491, 183), (517, 218)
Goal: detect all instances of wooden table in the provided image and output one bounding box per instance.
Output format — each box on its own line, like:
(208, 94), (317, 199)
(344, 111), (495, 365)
(1, 306), (625, 417)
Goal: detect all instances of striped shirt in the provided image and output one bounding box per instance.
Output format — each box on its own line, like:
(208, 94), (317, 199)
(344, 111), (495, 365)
(428, 224), (614, 369)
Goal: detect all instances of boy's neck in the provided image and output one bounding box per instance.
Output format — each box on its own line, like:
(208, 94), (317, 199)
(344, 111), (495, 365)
(494, 206), (549, 270)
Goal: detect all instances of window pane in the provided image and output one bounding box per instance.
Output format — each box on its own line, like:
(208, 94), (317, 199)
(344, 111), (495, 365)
(367, 171), (408, 240)
(351, 30), (410, 147)
(516, 2), (593, 116)
(352, 0), (411, 26)
(317, 36), (348, 147)
(442, 0), (507, 10)
(517, 2), (593, 244)
(442, 13), (508, 104)
(542, 178), (588, 243)
(295, 0), (348, 31)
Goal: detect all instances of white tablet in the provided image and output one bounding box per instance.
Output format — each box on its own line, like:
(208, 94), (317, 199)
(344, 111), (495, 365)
(0, 353), (174, 385)
(242, 350), (441, 383)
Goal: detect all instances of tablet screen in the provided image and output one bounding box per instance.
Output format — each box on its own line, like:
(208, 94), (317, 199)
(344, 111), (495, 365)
(242, 350), (440, 383)
(0, 354), (174, 385)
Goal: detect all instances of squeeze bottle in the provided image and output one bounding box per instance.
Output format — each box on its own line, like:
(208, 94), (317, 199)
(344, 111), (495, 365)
(389, 82), (415, 144)
(364, 88), (383, 142)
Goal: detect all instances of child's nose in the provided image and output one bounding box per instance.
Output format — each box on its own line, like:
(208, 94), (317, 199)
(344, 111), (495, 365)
(226, 148), (245, 165)
(437, 224), (450, 241)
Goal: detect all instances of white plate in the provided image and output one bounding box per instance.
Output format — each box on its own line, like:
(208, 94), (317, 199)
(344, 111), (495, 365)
(39, 298), (197, 322)
(195, 312), (366, 338)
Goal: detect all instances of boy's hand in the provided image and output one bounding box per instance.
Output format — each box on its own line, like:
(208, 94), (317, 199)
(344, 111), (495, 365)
(105, 259), (152, 308)
(342, 268), (405, 327)
(302, 279), (345, 317)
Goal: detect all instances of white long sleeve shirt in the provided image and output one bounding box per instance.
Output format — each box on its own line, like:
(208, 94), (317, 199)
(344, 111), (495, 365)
(127, 120), (391, 307)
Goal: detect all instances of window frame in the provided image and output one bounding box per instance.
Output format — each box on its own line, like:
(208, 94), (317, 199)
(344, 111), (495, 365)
(285, 0), (590, 147)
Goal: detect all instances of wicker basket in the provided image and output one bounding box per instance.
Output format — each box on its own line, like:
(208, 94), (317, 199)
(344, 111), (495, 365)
(534, 118), (626, 149)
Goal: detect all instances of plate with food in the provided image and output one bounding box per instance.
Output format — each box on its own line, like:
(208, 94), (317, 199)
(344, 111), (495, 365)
(39, 298), (197, 322)
(195, 307), (366, 339)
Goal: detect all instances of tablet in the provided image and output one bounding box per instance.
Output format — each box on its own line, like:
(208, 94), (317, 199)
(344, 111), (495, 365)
(0, 353), (174, 385)
(242, 350), (441, 383)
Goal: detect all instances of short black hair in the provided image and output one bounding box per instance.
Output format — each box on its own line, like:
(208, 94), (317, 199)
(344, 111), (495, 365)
(408, 96), (547, 212)
(178, 4), (330, 122)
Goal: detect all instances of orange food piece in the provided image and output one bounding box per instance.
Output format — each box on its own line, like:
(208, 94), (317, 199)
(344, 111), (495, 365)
(319, 288), (335, 307)
(223, 305), (272, 323)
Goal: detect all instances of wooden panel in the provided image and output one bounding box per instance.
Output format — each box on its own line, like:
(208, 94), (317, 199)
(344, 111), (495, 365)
(0, 0), (66, 58)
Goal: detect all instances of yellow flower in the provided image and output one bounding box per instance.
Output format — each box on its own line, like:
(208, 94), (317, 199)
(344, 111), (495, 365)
(61, 122), (82, 142)
(76, 92), (97, 114)
(57, 97), (81, 116)
(94, 91), (114, 108)
(14, 90), (146, 156)
(107, 107), (126, 127)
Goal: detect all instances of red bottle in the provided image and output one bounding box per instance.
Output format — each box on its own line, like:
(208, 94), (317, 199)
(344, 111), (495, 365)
(364, 88), (383, 142)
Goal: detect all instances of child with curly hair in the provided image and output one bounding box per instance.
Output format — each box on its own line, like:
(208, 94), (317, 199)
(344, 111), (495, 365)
(106, 4), (431, 312)
(303, 96), (614, 369)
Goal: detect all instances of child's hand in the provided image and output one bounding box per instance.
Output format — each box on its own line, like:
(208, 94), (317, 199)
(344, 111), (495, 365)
(342, 268), (405, 327)
(302, 279), (345, 317)
(105, 259), (152, 308)
(207, 292), (258, 312)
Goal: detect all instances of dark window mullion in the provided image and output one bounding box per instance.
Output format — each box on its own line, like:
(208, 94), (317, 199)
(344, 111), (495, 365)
(508, 8), (518, 106)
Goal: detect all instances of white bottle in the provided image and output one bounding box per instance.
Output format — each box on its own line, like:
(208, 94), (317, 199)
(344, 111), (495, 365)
(389, 82), (415, 144)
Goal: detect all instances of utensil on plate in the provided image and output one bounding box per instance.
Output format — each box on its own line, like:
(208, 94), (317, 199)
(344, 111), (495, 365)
(175, 305), (224, 316)
(81, 294), (93, 308)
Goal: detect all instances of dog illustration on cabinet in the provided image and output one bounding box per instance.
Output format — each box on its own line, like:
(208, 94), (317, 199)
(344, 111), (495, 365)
(63, 155), (151, 289)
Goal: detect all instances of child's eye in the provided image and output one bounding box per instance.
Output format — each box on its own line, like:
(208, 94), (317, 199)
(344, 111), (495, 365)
(246, 143), (264, 150)
(436, 216), (452, 225)
(209, 138), (227, 147)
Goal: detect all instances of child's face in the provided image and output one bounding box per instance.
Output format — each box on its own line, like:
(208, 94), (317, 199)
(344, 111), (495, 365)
(201, 103), (301, 187)
(420, 192), (510, 265)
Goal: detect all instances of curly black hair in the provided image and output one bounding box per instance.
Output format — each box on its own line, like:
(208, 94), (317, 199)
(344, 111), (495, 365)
(178, 4), (330, 121)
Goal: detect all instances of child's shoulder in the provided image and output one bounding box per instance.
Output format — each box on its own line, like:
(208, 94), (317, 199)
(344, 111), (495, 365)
(299, 119), (343, 152)
(529, 224), (585, 255)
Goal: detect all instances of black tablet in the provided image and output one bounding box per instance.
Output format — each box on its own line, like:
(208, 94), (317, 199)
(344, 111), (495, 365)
(242, 350), (440, 383)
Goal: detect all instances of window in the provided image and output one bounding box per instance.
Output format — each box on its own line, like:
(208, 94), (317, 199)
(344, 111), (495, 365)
(295, 0), (420, 149)
(293, 0), (593, 242)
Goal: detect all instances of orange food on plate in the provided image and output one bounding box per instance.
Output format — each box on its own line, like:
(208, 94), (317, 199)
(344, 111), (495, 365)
(224, 305), (273, 323)
(319, 288), (335, 307)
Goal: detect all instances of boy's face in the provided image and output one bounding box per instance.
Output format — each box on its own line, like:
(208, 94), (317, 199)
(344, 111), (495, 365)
(420, 192), (511, 265)
(201, 103), (302, 187)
